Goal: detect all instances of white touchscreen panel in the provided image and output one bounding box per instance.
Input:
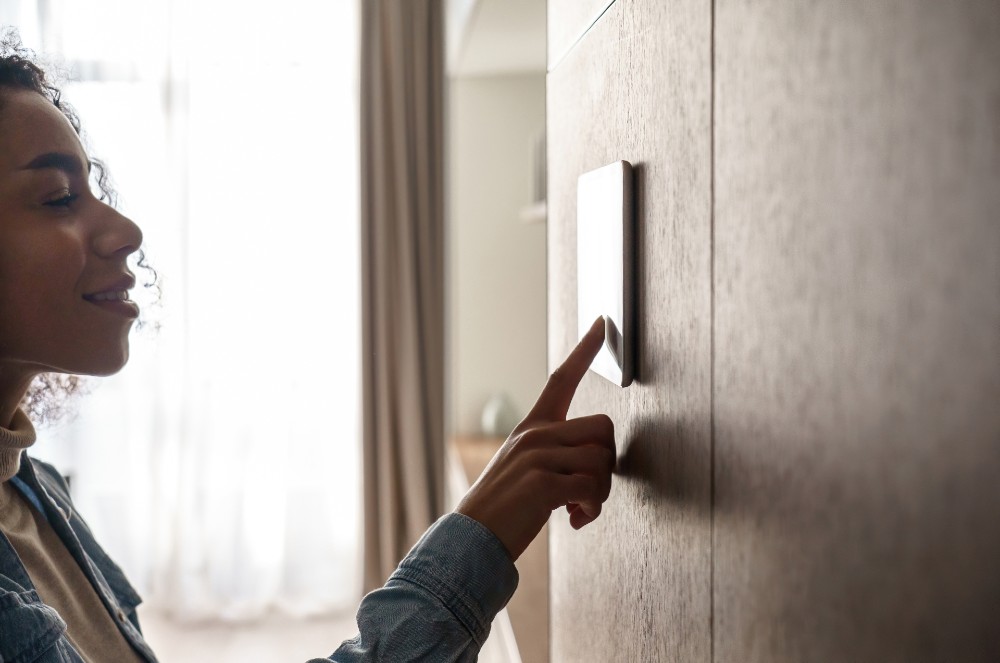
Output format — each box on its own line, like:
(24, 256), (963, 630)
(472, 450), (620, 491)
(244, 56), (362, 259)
(576, 160), (634, 387)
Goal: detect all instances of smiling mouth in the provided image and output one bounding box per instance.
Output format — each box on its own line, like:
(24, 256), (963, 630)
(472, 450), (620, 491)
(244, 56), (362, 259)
(84, 290), (131, 302)
(83, 291), (139, 318)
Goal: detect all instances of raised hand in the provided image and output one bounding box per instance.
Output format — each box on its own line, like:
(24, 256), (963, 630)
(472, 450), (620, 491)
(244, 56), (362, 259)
(456, 317), (616, 561)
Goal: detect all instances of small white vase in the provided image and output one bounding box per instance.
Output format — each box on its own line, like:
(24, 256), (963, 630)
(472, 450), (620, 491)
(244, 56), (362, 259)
(481, 393), (519, 438)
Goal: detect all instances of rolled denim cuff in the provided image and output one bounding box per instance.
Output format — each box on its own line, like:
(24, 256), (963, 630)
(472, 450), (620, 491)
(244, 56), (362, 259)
(389, 512), (519, 646)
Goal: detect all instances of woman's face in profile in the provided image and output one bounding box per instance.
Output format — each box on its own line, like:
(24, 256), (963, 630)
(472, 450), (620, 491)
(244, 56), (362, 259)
(0, 88), (143, 380)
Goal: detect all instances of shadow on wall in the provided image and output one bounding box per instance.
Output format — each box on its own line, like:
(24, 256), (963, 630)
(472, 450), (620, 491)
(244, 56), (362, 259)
(608, 159), (707, 515)
(615, 414), (701, 510)
(633, 406), (1000, 661)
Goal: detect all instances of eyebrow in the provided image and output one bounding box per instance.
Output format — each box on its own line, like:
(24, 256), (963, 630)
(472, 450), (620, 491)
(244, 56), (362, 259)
(20, 151), (91, 176)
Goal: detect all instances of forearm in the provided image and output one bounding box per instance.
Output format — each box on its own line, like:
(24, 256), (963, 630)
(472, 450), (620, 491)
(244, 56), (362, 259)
(316, 513), (518, 663)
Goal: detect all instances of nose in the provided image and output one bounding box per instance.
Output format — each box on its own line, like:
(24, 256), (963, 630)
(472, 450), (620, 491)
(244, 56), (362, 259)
(91, 202), (144, 260)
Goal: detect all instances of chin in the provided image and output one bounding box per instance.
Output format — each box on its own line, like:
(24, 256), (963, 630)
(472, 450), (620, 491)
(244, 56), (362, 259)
(89, 354), (131, 377)
(87, 364), (128, 378)
(63, 344), (131, 377)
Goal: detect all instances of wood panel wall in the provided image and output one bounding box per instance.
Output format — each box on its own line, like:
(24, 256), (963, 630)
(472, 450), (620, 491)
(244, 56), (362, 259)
(547, 0), (712, 661)
(548, 0), (1000, 661)
(713, 2), (1000, 661)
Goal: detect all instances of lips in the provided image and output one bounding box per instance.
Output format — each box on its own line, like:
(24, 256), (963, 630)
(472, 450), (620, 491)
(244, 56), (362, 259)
(86, 290), (131, 302)
(82, 275), (139, 319)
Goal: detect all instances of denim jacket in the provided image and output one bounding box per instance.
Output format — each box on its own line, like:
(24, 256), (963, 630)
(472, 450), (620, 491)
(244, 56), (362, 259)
(0, 455), (519, 662)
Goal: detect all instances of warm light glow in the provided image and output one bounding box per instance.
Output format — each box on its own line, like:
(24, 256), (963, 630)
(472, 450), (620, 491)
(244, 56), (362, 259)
(20, 0), (362, 619)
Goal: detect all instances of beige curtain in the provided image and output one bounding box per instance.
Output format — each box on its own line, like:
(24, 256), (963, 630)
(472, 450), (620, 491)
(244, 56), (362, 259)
(360, 0), (446, 592)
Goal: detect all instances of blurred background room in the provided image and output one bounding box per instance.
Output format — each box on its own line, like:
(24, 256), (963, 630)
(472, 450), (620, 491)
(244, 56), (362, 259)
(445, 1), (547, 661)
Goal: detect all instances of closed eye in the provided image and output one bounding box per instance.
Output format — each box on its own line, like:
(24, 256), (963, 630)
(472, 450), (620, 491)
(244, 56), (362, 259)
(44, 193), (79, 208)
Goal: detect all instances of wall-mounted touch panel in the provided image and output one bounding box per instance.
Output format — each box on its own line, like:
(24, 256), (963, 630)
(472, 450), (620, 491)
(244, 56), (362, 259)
(577, 160), (634, 387)
(548, 0), (713, 660)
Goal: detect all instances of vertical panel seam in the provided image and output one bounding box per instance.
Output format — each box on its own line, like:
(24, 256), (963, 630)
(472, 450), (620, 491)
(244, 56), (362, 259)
(709, 0), (717, 661)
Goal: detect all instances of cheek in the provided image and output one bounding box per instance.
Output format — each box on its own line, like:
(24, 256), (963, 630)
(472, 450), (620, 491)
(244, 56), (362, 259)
(0, 230), (87, 355)
(0, 240), (82, 302)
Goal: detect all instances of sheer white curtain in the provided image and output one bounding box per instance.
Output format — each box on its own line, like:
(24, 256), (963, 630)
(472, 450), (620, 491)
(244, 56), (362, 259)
(9, 0), (362, 621)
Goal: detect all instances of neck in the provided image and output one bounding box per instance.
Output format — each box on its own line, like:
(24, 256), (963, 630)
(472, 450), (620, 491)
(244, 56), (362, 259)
(0, 365), (35, 429)
(0, 408), (36, 482)
(0, 366), (38, 479)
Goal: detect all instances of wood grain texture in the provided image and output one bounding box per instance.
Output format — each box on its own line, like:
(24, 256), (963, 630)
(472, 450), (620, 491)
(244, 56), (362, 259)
(714, 1), (1000, 661)
(547, 1), (712, 661)
(546, 0), (614, 71)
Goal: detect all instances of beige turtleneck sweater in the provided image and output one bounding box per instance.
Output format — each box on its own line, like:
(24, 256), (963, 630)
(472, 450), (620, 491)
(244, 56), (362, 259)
(0, 408), (35, 482)
(0, 410), (145, 663)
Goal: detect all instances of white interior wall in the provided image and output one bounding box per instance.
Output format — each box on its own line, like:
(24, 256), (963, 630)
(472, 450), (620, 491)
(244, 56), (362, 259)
(447, 73), (547, 436)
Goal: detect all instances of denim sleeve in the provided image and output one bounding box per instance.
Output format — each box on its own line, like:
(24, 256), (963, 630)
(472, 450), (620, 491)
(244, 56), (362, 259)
(316, 512), (519, 663)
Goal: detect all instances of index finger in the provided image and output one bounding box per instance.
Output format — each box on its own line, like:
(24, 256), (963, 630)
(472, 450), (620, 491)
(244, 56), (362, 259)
(527, 316), (606, 421)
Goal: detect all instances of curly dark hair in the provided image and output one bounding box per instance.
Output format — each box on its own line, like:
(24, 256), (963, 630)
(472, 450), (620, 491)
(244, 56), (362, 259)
(1, 28), (158, 423)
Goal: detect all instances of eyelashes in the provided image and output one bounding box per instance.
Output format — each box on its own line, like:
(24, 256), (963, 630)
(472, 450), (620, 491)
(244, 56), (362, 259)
(43, 191), (80, 208)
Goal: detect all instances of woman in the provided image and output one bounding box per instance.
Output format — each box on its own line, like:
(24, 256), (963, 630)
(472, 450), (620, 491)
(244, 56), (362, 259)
(0, 34), (615, 662)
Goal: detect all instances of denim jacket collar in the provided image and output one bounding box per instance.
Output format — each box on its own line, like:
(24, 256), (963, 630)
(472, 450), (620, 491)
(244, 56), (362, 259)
(0, 454), (157, 662)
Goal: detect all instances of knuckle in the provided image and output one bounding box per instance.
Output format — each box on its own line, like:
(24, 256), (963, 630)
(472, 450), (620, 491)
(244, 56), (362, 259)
(595, 413), (614, 432)
(584, 445), (605, 467)
(517, 428), (544, 449)
(603, 447), (617, 469)
(598, 415), (616, 442)
(575, 473), (595, 494)
(547, 367), (568, 387)
(511, 447), (542, 473)
(588, 445), (613, 468)
(587, 475), (604, 501)
(601, 473), (613, 501)
(542, 476), (567, 509)
(523, 466), (548, 491)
